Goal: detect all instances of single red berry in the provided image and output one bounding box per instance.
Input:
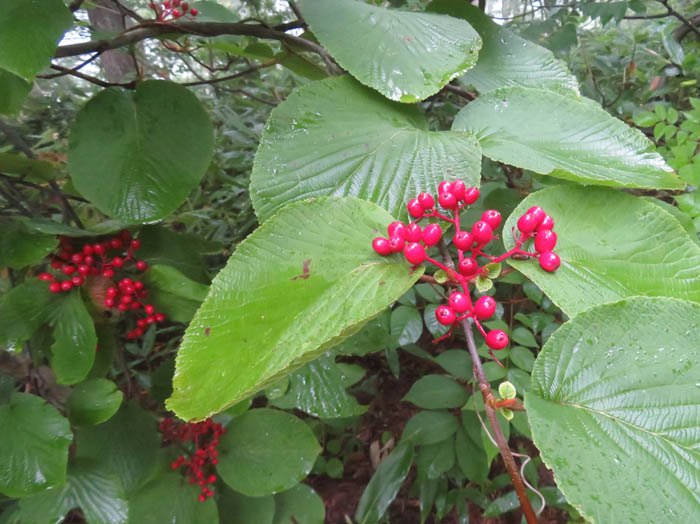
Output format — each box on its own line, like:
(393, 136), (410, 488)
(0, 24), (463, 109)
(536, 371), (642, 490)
(137, 318), (148, 329)
(121, 277), (133, 286)
(372, 237), (392, 256)
(71, 276), (84, 286)
(403, 242), (426, 264)
(171, 461), (180, 470)
(537, 214), (555, 231)
(190, 7), (198, 15)
(417, 192), (435, 209)
(472, 221), (493, 245)
(387, 221), (406, 239)
(71, 253), (84, 264)
(93, 244), (106, 255)
(107, 287), (118, 298)
(51, 260), (62, 269)
(172, 8), (181, 16)
(181, 2), (189, 12)
(62, 264), (76, 275)
(453, 231), (474, 251)
(130, 239), (141, 250)
(155, 313), (166, 322)
(198, 494), (206, 503)
(534, 230), (557, 252)
(38, 273), (54, 281)
(435, 305), (456, 326)
(481, 210), (502, 230)
(451, 179), (466, 200)
(121, 295), (133, 304)
(133, 327), (144, 337)
(405, 223), (422, 242)
(438, 192), (458, 209)
(463, 187), (480, 205)
(105, 297), (115, 308)
(422, 223), (442, 246)
(448, 292), (469, 313)
(110, 238), (123, 250)
(134, 281), (144, 291)
(60, 281), (73, 291)
(117, 303), (129, 312)
(407, 198), (424, 218)
(438, 181), (452, 194)
(474, 296), (497, 320)
(207, 475), (216, 483)
(103, 269), (115, 278)
(539, 252), (560, 272)
(527, 206), (546, 225)
(84, 255), (95, 265)
(49, 282), (61, 293)
(458, 257), (479, 276)
(145, 304), (155, 315)
(130, 301), (140, 311)
(83, 245), (94, 256)
(77, 264), (90, 276)
(486, 330), (509, 350)
(517, 213), (538, 233)
(388, 235), (404, 253)
(112, 257), (124, 268)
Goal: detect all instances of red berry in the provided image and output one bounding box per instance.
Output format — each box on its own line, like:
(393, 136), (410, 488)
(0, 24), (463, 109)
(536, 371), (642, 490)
(124, 285), (135, 295)
(463, 187), (480, 205)
(38, 273), (54, 281)
(372, 237), (392, 256)
(107, 287), (118, 298)
(422, 223), (442, 246)
(78, 264), (90, 276)
(71, 253), (84, 264)
(517, 213), (538, 233)
(172, 8), (181, 16)
(62, 265), (76, 275)
(137, 318), (148, 328)
(83, 245), (94, 255)
(181, 2), (189, 13)
(481, 210), (502, 230)
(134, 281), (144, 290)
(190, 7), (198, 15)
(207, 474), (216, 483)
(198, 494), (206, 503)
(71, 276), (84, 286)
(130, 239), (141, 250)
(417, 192), (435, 209)
(403, 242), (426, 264)
(110, 238), (123, 249)
(121, 277), (133, 286)
(145, 304), (155, 315)
(448, 292), (469, 313)
(112, 257), (124, 268)
(486, 330), (509, 350)
(155, 313), (166, 322)
(103, 269), (115, 278)
(51, 260), (62, 269)
(534, 230), (557, 252)
(539, 252), (560, 272)
(405, 223), (422, 242)
(458, 257), (479, 276)
(49, 282), (61, 293)
(451, 179), (466, 200)
(527, 206), (546, 225)
(472, 221), (493, 245)
(105, 298), (115, 308)
(474, 296), (496, 320)
(453, 231), (474, 251)
(171, 461), (180, 470)
(121, 295), (133, 304)
(133, 327), (144, 337)
(388, 235), (404, 253)
(387, 221), (406, 239)
(60, 281), (73, 291)
(438, 181), (452, 194)
(117, 303), (129, 312)
(130, 301), (141, 310)
(537, 214), (555, 231)
(407, 198), (424, 218)
(84, 255), (94, 265)
(435, 305), (456, 326)
(93, 244), (106, 255)
(438, 192), (458, 209)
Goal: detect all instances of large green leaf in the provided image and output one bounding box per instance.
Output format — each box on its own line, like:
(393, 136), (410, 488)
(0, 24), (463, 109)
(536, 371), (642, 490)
(0, 280), (57, 351)
(49, 291), (97, 385)
(216, 409), (320, 497)
(270, 353), (367, 418)
(250, 76), (481, 223)
(526, 297), (700, 523)
(0, 69), (31, 115)
(272, 484), (326, 524)
(503, 186), (700, 317)
(218, 488), (275, 524)
(403, 375), (468, 409)
(0, 0), (72, 80)
(299, 0), (481, 102)
(66, 379), (123, 427)
(11, 460), (128, 524)
(0, 393), (72, 497)
(0, 221), (57, 270)
(427, 1), (579, 95)
(167, 197), (423, 420)
(68, 81), (214, 222)
(453, 87), (683, 189)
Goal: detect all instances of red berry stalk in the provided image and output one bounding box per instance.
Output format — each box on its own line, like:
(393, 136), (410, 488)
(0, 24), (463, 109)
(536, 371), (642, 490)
(149, 0), (198, 21)
(372, 180), (560, 363)
(159, 417), (225, 502)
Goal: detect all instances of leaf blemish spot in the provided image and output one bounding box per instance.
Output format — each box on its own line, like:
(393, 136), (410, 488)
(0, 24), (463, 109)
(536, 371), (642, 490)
(291, 259), (312, 280)
(204, 327), (211, 336)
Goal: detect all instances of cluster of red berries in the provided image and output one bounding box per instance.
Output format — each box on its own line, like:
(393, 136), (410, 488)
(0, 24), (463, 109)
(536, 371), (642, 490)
(149, 0), (198, 21)
(159, 417), (225, 502)
(372, 180), (560, 360)
(37, 231), (167, 340)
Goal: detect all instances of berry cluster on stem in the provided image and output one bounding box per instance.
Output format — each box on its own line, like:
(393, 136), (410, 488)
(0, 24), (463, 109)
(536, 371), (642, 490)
(159, 417), (225, 502)
(149, 0), (198, 21)
(372, 180), (560, 362)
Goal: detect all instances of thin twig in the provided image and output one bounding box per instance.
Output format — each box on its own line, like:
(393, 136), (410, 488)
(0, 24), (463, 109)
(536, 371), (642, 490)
(48, 64), (135, 89)
(443, 83), (476, 101)
(38, 53), (103, 80)
(180, 60), (277, 86)
(0, 173), (88, 202)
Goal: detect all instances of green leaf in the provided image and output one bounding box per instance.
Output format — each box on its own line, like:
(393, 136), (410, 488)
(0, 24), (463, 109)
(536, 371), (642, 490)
(0, 393), (72, 497)
(503, 186), (700, 317)
(453, 87), (683, 190)
(0, 153), (57, 182)
(498, 381), (516, 400)
(66, 379), (123, 427)
(12, 460), (128, 524)
(272, 484), (326, 524)
(218, 488), (274, 524)
(167, 198), (423, 420)
(526, 297), (700, 524)
(475, 276), (493, 293)
(142, 264), (209, 323)
(355, 442), (414, 524)
(0, 280), (57, 351)
(633, 111), (658, 128)
(434, 349), (472, 380)
(334, 309), (392, 356)
(427, 1), (579, 95)
(416, 439), (455, 480)
(68, 81), (214, 222)
(270, 353), (367, 418)
(74, 402), (160, 496)
(511, 327), (537, 348)
(250, 76), (481, 223)
(0, 0), (72, 80)
(454, 421), (488, 484)
(0, 69), (31, 115)
(509, 346), (535, 372)
(300, 0), (481, 102)
(217, 409), (320, 497)
(0, 221), (57, 270)
(402, 410), (458, 445)
(403, 375), (468, 409)
(390, 305), (423, 346)
(49, 291), (97, 386)
(190, 1), (239, 22)
(127, 472), (218, 524)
